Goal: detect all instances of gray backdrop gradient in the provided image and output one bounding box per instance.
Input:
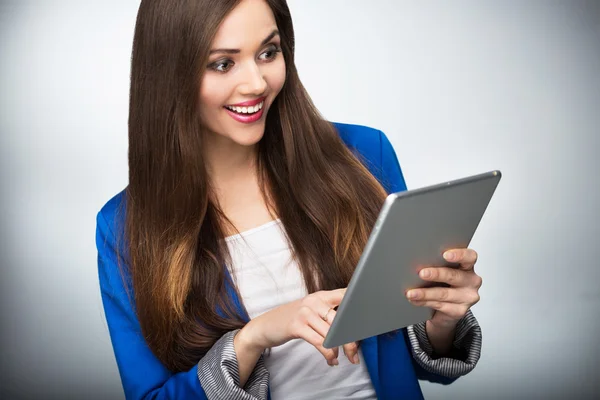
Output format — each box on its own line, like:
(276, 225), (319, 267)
(1, 1), (599, 399)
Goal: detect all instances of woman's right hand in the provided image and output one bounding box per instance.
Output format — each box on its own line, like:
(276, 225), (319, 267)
(236, 288), (360, 366)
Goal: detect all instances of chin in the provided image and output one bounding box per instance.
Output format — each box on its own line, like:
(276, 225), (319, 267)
(229, 123), (266, 147)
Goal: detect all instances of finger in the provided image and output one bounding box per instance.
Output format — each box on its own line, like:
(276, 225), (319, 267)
(319, 288), (347, 307)
(316, 309), (339, 360)
(304, 296), (337, 324)
(408, 300), (470, 321)
(323, 307), (337, 324)
(305, 309), (339, 361)
(298, 325), (339, 366)
(306, 311), (333, 338)
(418, 267), (470, 287)
(406, 286), (464, 303)
(332, 345), (339, 361)
(342, 341), (360, 364)
(444, 248), (478, 270)
(314, 305), (336, 323)
(472, 274), (483, 290)
(300, 291), (342, 317)
(408, 287), (480, 306)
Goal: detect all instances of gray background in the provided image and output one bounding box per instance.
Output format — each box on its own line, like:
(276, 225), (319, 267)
(1, 1), (599, 399)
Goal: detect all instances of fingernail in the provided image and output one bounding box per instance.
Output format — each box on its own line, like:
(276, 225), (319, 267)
(353, 354), (359, 364)
(419, 269), (431, 279)
(444, 251), (454, 261)
(407, 290), (418, 300)
(333, 358), (339, 366)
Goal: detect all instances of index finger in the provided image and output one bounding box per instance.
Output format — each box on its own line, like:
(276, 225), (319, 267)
(319, 288), (347, 306)
(444, 248), (478, 269)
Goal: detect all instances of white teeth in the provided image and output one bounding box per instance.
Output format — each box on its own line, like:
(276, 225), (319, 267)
(226, 101), (264, 114)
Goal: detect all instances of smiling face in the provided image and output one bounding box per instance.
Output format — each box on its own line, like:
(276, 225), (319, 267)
(198, 0), (286, 150)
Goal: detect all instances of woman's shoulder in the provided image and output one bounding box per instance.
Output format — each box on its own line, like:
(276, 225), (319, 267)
(331, 120), (388, 162)
(331, 121), (406, 193)
(331, 121), (383, 153)
(331, 121), (396, 163)
(97, 189), (127, 240)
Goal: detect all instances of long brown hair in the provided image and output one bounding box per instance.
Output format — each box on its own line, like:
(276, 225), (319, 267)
(125, 0), (388, 372)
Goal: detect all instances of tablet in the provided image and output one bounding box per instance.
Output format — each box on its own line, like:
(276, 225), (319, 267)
(323, 170), (502, 349)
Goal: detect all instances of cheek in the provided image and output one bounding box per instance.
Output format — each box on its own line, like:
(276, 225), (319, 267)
(199, 76), (230, 114)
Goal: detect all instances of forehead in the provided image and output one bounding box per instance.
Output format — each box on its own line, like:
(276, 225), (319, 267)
(211, 0), (278, 47)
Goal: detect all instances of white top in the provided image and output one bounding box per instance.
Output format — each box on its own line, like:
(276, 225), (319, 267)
(225, 219), (376, 400)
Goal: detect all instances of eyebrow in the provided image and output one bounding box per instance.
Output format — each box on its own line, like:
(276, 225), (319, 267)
(209, 30), (280, 55)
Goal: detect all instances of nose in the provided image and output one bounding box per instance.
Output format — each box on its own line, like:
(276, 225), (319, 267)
(238, 61), (267, 96)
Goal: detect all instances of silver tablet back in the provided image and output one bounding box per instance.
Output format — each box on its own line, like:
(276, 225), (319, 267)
(323, 170), (501, 348)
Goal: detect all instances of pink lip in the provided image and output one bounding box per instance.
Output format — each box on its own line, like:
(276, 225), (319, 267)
(226, 96), (266, 107)
(224, 106), (265, 124)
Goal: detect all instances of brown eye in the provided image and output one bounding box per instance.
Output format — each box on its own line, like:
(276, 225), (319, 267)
(259, 44), (282, 62)
(209, 59), (234, 73)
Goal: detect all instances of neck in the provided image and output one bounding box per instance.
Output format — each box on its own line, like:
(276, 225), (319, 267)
(204, 134), (259, 191)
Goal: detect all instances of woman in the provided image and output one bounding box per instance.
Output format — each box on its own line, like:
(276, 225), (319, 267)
(96, 0), (483, 399)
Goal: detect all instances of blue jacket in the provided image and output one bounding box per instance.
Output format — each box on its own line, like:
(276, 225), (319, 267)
(96, 122), (456, 400)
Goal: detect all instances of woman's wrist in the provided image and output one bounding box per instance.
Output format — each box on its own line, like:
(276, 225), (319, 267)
(425, 319), (457, 356)
(233, 321), (267, 388)
(234, 320), (266, 356)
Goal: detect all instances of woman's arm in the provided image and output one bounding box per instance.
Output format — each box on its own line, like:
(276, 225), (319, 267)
(97, 209), (268, 400)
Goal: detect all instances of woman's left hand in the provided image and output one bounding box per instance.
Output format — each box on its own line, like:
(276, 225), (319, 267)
(406, 248), (482, 328)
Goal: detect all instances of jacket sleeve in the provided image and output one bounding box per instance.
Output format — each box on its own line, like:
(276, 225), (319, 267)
(96, 210), (269, 400)
(377, 130), (482, 383)
(406, 311), (481, 381)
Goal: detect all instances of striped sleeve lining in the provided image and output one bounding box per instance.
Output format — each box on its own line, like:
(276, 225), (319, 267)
(197, 330), (269, 400)
(406, 310), (482, 378)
